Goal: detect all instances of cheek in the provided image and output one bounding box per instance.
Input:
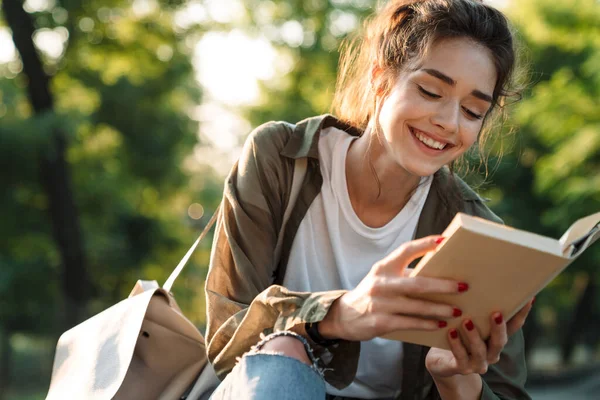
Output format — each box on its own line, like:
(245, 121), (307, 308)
(377, 101), (396, 141)
(378, 96), (414, 136)
(460, 125), (481, 150)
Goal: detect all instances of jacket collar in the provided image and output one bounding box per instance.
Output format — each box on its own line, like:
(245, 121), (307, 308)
(280, 114), (361, 159)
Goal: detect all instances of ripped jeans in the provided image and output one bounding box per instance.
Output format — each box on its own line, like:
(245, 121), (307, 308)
(209, 331), (326, 400)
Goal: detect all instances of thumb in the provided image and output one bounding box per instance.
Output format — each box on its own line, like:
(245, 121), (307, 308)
(378, 235), (443, 275)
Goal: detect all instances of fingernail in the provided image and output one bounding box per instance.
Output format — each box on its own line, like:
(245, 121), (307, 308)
(435, 237), (445, 244)
(494, 314), (503, 325)
(450, 329), (458, 339)
(465, 320), (474, 331)
(438, 320), (447, 328)
(458, 282), (469, 292)
(453, 308), (462, 317)
(532, 297), (536, 305)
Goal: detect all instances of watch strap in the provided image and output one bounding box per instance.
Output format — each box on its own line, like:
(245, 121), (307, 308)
(305, 321), (340, 347)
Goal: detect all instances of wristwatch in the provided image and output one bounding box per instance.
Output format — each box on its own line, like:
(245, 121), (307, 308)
(305, 321), (340, 347)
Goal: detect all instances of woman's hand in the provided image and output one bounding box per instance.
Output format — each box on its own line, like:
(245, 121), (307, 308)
(319, 236), (468, 342)
(425, 299), (534, 379)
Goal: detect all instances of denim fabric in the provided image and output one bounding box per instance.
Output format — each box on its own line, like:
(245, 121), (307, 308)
(209, 331), (326, 400)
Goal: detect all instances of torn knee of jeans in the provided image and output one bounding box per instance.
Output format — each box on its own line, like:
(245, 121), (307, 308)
(240, 331), (325, 378)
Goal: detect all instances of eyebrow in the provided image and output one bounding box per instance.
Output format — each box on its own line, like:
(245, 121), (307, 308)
(422, 68), (493, 103)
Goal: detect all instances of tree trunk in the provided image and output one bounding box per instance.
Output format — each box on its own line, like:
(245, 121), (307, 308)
(2, 0), (90, 329)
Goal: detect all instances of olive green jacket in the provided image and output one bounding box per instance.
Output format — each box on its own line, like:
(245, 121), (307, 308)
(205, 114), (530, 400)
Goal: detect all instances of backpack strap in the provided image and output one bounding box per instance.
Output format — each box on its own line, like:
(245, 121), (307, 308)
(274, 157), (307, 266)
(163, 157), (307, 292)
(163, 206), (220, 292)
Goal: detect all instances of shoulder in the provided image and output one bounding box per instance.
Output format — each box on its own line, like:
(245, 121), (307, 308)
(432, 169), (503, 225)
(227, 121), (296, 206)
(243, 120), (296, 158)
(235, 114), (358, 183)
(453, 175), (504, 225)
(235, 121), (298, 182)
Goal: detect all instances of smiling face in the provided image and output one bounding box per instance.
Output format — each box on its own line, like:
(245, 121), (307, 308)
(375, 37), (497, 177)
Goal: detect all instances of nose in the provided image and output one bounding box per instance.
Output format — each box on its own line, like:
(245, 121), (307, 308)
(430, 101), (459, 134)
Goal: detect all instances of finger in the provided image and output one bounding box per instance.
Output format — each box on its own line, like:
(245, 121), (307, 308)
(486, 312), (507, 365)
(370, 296), (462, 320)
(376, 235), (444, 275)
(377, 275), (468, 296)
(461, 319), (489, 375)
(506, 298), (534, 337)
(374, 314), (446, 335)
(447, 328), (470, 370)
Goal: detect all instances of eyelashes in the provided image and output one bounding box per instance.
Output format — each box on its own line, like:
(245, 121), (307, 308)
(464, 108), (483, 120)
(417, 85), (441, 99)
(417, 85), (483, 120)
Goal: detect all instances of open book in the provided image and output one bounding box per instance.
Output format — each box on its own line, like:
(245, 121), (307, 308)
(382, 211), (600, 350)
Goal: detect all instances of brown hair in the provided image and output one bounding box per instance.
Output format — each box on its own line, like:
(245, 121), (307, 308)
(332, 0), (524, 174)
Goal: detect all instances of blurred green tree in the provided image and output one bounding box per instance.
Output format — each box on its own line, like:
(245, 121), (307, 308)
(232, 0), (373, 126)
(502, 0), (600, 364)
(0, 0), (222, 395)
(3, 0), (90, 336)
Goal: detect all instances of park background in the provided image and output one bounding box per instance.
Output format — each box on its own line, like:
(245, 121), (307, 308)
(0, 0), (599, 398)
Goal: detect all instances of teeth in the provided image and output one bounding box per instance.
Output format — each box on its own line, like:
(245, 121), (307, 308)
(413, 129), (446, 150)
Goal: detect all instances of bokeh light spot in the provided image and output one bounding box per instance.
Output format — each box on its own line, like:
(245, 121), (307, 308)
(188, 203), (205, 220)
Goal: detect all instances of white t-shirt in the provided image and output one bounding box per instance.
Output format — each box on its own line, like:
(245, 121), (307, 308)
(283, 127), (432, 398)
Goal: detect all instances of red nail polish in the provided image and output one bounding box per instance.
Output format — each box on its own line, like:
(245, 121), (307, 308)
(453, 308), (462, 317)
(495, 314), (503, 325)
(438, 320), (447, 328)
(450, 329), (458, 339)
(458, 282), (469, 292)
(435, 237), (445, 244)
(465, 320), (474, 331)
(532, 297), (536, 305)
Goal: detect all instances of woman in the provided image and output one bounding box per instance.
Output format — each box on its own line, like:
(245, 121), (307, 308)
(205, 0), (533, 399)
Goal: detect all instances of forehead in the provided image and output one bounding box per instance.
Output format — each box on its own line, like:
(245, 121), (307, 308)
(415, 37), (497, 94)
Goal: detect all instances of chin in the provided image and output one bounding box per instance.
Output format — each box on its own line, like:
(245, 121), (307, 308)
(402, 162), (444, 178)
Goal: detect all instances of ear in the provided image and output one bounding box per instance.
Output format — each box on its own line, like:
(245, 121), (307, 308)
(369, 63), (384, 94)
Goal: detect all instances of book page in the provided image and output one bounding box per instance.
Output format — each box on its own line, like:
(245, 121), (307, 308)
(559, 211), (600, 255)
(458, 214), (563, 256)
(567, 225), (600, 258)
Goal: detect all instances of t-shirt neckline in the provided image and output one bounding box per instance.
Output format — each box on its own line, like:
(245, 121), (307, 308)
(332, 134), (432, 240)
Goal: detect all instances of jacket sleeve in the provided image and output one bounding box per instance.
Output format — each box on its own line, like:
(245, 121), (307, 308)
(463, 200), (531, 400)
(204, 122), (358, 388)
(479, 329), (531, 400)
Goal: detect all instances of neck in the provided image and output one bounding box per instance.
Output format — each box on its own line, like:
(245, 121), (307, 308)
(345, 125), (421, 227)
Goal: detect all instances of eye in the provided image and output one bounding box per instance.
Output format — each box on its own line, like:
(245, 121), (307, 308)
(462, 107), (483, 120)
(417, 85), (441, 99)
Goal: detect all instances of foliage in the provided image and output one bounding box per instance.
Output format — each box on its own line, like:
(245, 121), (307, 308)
(234, 0), (373, 126)
(0, 0), (219, 343)
(499, 0), (600, 353)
